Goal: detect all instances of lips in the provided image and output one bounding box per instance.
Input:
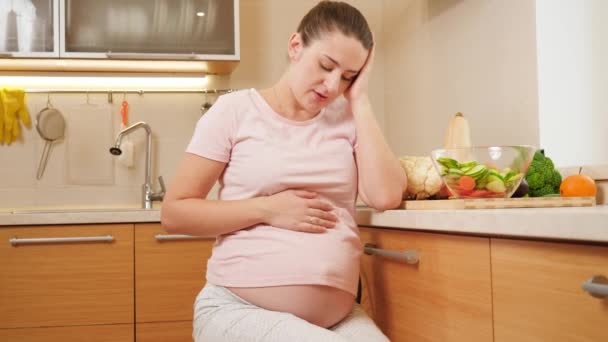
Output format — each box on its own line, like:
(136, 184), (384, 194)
(313, 90), (328, 102)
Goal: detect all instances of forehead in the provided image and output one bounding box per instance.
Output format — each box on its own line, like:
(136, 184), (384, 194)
(307, 31), (368, 71)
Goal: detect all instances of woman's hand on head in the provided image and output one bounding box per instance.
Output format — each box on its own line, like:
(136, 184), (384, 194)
(344, 37), (375, 105)
(259, 189), (338, 233)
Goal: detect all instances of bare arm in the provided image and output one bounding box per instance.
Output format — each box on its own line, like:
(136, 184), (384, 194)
(161, 153), (338, 236)
(352, 99), (406, 210)
(161, 154), (267, 236)
(345, 41), (406, 211)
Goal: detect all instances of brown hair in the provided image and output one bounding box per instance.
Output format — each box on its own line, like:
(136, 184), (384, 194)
(297, 1), (373, 50)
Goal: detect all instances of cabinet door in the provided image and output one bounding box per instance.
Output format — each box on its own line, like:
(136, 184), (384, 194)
(136, 321), (193, 342)
(492, 238), (608, 342)
(0, 323), (133, 342)
(60, 0), (239, 60)
(359, 227), (493, 342)
(0, 224), (134, 329)
(0, 0), (59, 57)
(135, 223), (214, 323)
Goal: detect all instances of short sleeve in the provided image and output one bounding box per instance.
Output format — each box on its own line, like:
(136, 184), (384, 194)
(185, 95), (236, 163)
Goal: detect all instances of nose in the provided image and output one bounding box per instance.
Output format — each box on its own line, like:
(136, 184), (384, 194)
(324, 72), (341, 96)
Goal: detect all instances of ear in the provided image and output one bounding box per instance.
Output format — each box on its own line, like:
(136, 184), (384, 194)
(287, 33), (304, 61)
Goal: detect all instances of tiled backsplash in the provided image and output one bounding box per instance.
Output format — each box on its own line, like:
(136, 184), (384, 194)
(0, 91), (217, 209)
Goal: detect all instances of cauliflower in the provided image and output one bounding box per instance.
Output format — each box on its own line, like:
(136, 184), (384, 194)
(399, 156), (444, 200)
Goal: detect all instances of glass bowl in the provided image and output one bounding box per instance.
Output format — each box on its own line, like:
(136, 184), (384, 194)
(431, 145), (537, 199)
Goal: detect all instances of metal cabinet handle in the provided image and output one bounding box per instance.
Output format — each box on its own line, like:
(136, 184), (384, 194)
(364, 243), (419, 264)
(154, 234), (208, 241)
(10, 235), (114, 246)
(106, 52), (197, 60)
(582, 275), (608, 299)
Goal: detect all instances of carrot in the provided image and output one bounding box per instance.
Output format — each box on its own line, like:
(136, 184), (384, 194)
(458, 176), (476, 191)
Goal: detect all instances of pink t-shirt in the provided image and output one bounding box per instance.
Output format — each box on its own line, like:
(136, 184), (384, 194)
(186, 88), (362, 296)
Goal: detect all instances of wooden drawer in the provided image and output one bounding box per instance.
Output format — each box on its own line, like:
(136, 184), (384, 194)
(359, 227), (493, 342)
(0, 323), (133, 342)
(136, 321), (193, 342)
(0, 224), (134, 329)
(135, 223), (214, 323)
(492, 238), (608, 341)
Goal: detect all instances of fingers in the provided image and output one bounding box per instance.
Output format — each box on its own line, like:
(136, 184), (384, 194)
(293, 222), (328, 234)
(308, 208), (337, 223)
(294, 190), (317, 199)
(307, 199), (334, 212)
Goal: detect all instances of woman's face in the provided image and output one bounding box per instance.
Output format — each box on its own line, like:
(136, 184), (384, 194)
(287, 30), (369, 113)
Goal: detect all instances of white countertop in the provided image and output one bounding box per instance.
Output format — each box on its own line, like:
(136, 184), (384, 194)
(1, 205), (607, 243)
(0, 208), (160, 226)
(356, 205), (608, 243)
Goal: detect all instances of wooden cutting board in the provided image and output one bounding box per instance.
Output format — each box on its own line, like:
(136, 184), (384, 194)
(401, 196), (596, 210)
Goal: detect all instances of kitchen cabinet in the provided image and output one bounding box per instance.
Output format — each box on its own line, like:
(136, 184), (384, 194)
(0, 224), (134, 338)
(0, 0), (59, 57)
(136, 321), (195, 342)
(60, 0), (239, 60)
(359, 227), (494, 342)
(0, 222), (215, 341)
(134, 223), (214, 342)
(0, 0), (239, 73)
(492, 238), (608, 342)
(0, 324), (133, 342)
(359, 226), (608, 342)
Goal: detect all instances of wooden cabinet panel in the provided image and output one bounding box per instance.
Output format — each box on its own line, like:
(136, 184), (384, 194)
(359, 227), (493, 342)
(0, 224), (134, 329)
(135, 223), (214, 323)
(0, 324), (133, 342)
(136, 321), (193, 342)
(492, 238), (608, 342)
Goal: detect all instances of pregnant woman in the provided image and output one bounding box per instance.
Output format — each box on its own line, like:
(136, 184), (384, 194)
(161, 1), (406, 341)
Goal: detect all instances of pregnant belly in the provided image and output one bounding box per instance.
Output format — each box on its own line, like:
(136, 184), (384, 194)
(228, 285), (355, 328)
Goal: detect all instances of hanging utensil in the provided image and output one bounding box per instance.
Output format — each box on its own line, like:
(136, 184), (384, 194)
(117, 95), (134, 167)
(35, 95), (66, 179)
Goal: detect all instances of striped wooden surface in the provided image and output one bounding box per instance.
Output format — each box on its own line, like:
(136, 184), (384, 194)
(402, 196), (596, 210)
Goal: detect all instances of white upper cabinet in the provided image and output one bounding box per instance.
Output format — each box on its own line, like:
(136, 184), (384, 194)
(0, 0), (60, 57)
(60, 0), (239, 61)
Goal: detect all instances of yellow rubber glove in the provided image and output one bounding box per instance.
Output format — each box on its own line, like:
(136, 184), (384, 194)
(0, 88), (31, 145)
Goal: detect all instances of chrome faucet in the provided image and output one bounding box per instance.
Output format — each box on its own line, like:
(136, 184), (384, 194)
(110, 121), (165, 209)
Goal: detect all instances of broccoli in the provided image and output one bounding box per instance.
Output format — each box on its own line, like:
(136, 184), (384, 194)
(525, 151), (562, 197)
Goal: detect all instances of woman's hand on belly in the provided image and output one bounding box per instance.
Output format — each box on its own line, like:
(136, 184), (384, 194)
(229, 285), (355, 328)
(258, 189), (338, 233)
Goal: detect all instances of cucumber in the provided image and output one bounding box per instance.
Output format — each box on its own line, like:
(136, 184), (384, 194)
(488, 168), (505, 181)
(458, 161), (477, 169)
(487, 175), (503, 183)
(486, 179), (506, 193)
(448, 168), (464, 175)
(464, 164), (488, 179)
(437, 157), (459, 169)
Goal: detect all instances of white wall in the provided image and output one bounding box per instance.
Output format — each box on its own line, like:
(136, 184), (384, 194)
(382, 0), (540, 156)
(536, 0), (608, 167)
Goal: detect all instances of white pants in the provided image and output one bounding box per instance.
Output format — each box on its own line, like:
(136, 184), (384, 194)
(193, 283), (390, 342)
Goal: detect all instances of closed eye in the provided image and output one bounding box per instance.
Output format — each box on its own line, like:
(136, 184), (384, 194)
(319, 62), (356, 82)
(320, 63), (332, 72)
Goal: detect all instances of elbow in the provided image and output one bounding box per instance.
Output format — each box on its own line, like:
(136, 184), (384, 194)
(160, 201), (180, 234)
(370, 196), (402, 211)
(368, 188), (403, 211)
(362, 173), (406, 211)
